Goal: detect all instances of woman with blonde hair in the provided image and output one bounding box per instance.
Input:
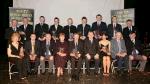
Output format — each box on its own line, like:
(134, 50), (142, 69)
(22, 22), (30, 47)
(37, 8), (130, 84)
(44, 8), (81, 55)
(7, 32), (27, 79)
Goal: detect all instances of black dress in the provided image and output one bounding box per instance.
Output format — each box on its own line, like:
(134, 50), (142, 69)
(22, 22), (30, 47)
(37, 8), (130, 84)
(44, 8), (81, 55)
(99, 44), (110, 57)
(54, 41), (68, 68)
(9, 43), (27, 77)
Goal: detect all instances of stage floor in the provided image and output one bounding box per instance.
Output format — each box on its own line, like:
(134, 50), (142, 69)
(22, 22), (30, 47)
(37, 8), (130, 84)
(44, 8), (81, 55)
(1, 62), (150, 84)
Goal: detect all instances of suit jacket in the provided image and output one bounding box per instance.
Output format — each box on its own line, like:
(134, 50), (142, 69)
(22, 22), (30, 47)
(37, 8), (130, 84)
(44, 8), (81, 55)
(49, 25), (63, 37)
(107, 23), (122, 40)
(69, 40), (84, 55)
(63, 25), (77, 40)
(5, 27), (19, 40)
(24, 40), (41, 58)
(35, 23), (49, 39)
(111, 39), (127, 59)
(91, 21), (108, 34)
(84, 38), (99, 56)
(123, 26), (137, 40)
(40, 40), (55, 56)
(77, 24), (91, 36)
(18, 24), (33, 41)
(125, 39), (142, 55)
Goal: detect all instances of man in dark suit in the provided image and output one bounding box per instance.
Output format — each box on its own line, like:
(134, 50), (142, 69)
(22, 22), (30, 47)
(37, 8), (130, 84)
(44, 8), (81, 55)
(123, 19), (138, 41)
(5, 19), (19, 40)
(35, 16), (49, 41)
(24, 34), (40, 74)
(84, 31), (99, 76)
(77, 17), (91, 40)
(40, 33), (55, 74)
(108, 16), (122, 40)
(91, 14), (107, 39)
(69, 33), (83, 80)
(63, 18), (77, 41)
(126, 32), (147, 73)
(18, 17), (33, 43)
(49, 17), (63, 41)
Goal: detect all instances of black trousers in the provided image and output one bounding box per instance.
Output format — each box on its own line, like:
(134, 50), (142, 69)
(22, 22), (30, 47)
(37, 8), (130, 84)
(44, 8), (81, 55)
(25, 57), (40, 73)
(71, 57), (82, 75)
(85, 56), (100, 72)
(9, 57), (27, 77)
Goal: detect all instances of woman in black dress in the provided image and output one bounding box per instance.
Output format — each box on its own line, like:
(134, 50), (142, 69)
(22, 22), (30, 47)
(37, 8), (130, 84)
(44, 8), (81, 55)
(7, 32), (27, 79)
(54, 33), (68, 77)
(99, 32), (111, 76)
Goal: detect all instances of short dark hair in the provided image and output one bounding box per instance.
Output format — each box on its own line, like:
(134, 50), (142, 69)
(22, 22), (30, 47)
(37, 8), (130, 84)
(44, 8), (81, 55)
(54, 17), (59, 21)
(40, 16), (45, 18)
(59, 33), (65, 37)
(82, 17), (87, 20)
(96, 14), (102, 17)
(100, 32), (108, 36)
(129, 31), (136, 35)
(126, 19), (132, 22)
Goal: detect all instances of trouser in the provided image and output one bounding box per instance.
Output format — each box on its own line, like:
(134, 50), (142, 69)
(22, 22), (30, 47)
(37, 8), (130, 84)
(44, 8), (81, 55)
(26, 57), (40, 73)
(9, 57), (27, 77)
(116, 56), (128, 70)
(85, 56), (100, 72)
(40, 56), (54, 73)
(71, 57), (82, 75)
(129, 55), (147, 71)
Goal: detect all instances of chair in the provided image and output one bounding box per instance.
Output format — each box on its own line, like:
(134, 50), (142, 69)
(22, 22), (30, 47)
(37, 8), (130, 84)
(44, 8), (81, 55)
(111, 59), (118, 74)
(8, 62), (18, 79)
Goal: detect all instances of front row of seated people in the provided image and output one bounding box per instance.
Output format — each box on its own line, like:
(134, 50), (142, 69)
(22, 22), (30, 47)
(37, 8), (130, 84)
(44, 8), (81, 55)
(7, 31), (147, 80)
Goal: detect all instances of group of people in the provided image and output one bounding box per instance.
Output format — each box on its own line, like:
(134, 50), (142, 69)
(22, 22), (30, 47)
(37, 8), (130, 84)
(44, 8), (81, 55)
(6, 14), (147, 80)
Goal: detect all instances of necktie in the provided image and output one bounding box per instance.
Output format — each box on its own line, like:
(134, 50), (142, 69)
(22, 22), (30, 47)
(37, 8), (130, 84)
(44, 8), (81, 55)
(46, 41), (51, 56)
(117, 40), (121, 52)
(83, 25), (85, 36)
(13, 28), (16, 32)
(24, 25), (27, 31)
(31, 43), (35, 54)
(69, 26), (71, 37)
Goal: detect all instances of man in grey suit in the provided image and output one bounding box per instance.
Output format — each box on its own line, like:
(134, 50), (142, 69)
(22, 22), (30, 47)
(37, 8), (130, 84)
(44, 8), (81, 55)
(111, 32), (127, 71)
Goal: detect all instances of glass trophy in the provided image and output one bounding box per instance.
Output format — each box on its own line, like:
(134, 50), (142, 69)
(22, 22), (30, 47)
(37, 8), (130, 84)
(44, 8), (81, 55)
(68, 33), (74, 41)
(59, 48), (64, 53)
(72, 48), (79, 59)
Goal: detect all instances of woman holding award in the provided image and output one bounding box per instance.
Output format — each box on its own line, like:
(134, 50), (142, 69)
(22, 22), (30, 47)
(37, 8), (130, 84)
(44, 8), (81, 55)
(54, 33), (68, 78)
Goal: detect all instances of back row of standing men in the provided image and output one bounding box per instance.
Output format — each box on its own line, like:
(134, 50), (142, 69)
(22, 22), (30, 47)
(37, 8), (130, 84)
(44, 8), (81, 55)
(5, 14), (137, 42)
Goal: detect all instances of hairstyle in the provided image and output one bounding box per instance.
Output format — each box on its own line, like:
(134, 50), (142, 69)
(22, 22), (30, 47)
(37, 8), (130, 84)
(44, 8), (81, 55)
(59, 33), (65, 37)
(100, 32), (108, 36)
(111, 16), (117, 19)
(67, 18), (73, 24)
(23, 17), (28, 19)
(126, 19), (132, 22)
(115, 32), (123, 39)
(129, 31), (136, 36)
(11, 32), (20, 42)
(11, 19), (17, 22)
(54, 17), (59, 21)
(40, 16), (45, 19)
(96, 14), (102, 17)
(82, 16), (87, 20)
